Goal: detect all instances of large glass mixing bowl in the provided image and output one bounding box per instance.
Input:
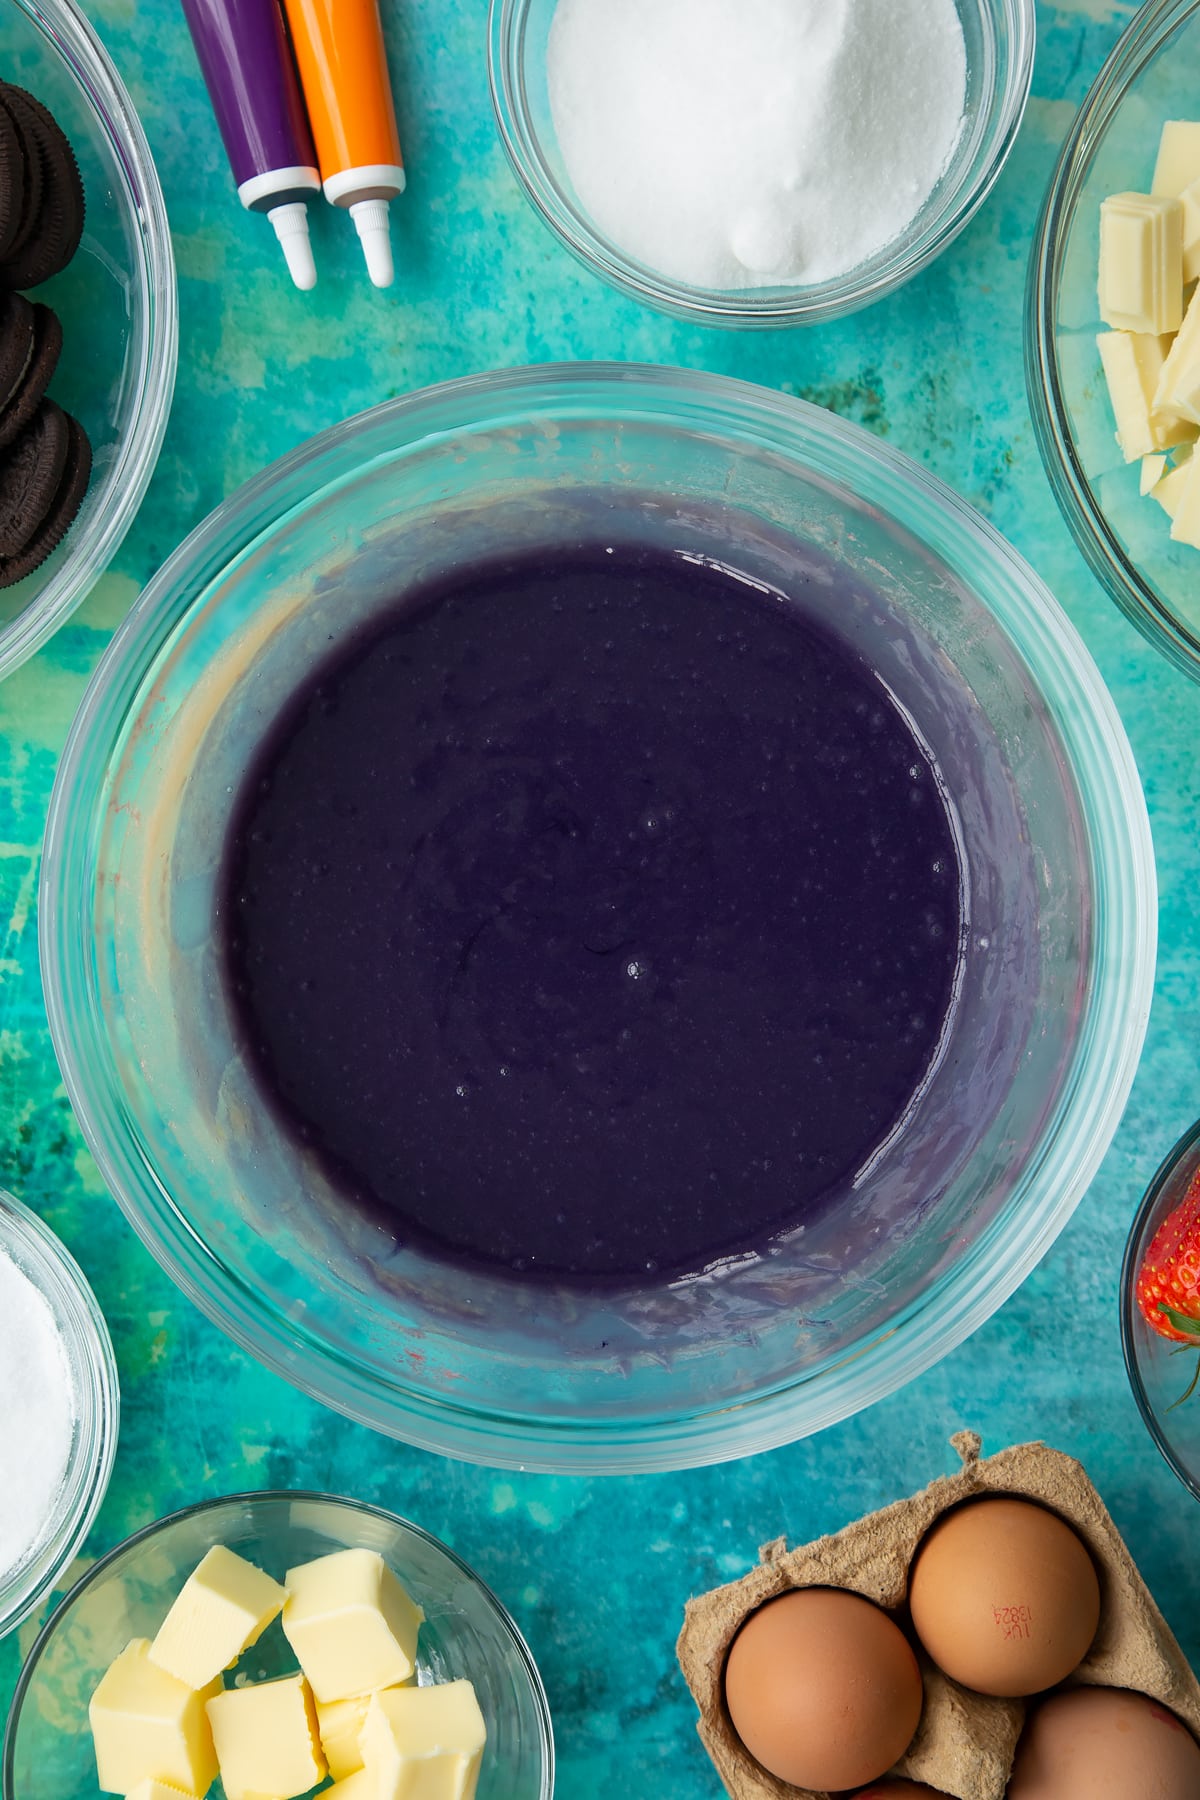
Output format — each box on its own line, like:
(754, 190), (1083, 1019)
(40, 365), (1156, 1473)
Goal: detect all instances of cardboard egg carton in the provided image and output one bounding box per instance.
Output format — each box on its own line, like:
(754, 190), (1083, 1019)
(677, 1433), (1200, 1800)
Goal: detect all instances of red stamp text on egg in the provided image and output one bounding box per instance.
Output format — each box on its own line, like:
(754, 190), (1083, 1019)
(993, 1604), (1033, 1640)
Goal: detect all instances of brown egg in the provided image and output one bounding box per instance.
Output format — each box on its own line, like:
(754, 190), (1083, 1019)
(1008, 1686), (1200, 1798)
(723, 1587), (923, 1791)
(907, 1496), (1100, 1696)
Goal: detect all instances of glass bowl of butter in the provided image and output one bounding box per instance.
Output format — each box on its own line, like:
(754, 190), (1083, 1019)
(1029, 0), (1200, 681)
(1, 1491), (554, 1800)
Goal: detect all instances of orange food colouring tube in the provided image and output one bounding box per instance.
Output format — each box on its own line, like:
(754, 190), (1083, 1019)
(281, 0), (405, 287)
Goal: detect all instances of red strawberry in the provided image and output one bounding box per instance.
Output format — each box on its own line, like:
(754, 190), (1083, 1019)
(1136, 1165), (1200, 1346)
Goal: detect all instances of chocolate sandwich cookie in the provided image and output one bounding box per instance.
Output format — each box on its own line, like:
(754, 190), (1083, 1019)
(0, 83), (84, 289)
(0, 302), (61, 449)
(0, 291), (36, 413)
(0, 398), (69, 558)
(0, 87), (43, 265)
(0, 410), (90, 587)
(0, 97), (26, 261)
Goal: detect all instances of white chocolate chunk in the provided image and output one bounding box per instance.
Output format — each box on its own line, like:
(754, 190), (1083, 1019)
(1153, 120), (1200, 199)
(1141, 453), (1168, 494)
(361, 1683), (487, 1800)
(1099, 192), (1183, 334)
(1155, 282), (1200, 424)
(205, 1672), (326, 1800)
(1180, 178), (1200, 284)
(1169, 453), (1200, 546)
(1151, 459), (1193, 519)
(88, 1639), (220, 1798)
(149, 1546), (287, 1691)
(282, 1549), (423, 1703)
(1096, 330), (1189, 458)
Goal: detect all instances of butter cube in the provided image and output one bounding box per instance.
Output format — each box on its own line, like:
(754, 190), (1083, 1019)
(1141, 453), (1168, 494)
(361, 1683), (487, 1800)
(1099, 192), (1183, 334)
(1096, 330), (1192, 458)
(1152, 121), (1200, 199)
(317, 1693), (373, 1781)
(318, 1682), (415, 1779)
(124, 1784), (196, 1800)
(1155, 284), (1200, 425)
(149, 1546), (287, 1690)
(282, 1549), (423, 1703)
(205, 1673), (326, 1800)
(328, 1772), (376, 1800)
(89, 1639), (220, 1798)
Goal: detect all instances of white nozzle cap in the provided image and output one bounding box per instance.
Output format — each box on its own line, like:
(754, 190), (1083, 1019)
(350, 197), (394, 288)
(268, 201), (317, 291)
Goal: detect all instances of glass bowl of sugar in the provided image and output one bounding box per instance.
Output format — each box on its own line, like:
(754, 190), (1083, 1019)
(0, 1189), (119, 1639)
(488, 0), (1035, 325)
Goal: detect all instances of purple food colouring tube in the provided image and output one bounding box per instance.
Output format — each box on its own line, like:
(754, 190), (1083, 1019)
(182, 0), (320, 289)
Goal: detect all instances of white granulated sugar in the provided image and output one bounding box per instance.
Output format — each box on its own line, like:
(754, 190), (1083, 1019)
(547, 0), (968, 290)
(0, 1249), (75, 1584)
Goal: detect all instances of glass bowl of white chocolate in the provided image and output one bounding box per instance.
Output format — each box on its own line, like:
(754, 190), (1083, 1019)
(1029, 0), (1200, 681)
(1, 1492), (554, 1800)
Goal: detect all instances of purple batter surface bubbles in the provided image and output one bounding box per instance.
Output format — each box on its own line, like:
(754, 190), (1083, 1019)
(222, 543), (964, 1284)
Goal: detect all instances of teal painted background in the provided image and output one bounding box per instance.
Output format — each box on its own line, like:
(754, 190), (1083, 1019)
(2, 0), (1198, 1794)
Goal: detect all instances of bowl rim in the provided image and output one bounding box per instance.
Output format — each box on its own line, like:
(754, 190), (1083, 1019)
(487, 0), (1037, 327)
(0, 1188), (120, 1640)
(0, 0), (178, 680)
(1, 1487), (556, 1800)
(1119, 1114), (1200, 1503)
(39, 361), (1158, 1473)
(1026, 0), (1200, 683)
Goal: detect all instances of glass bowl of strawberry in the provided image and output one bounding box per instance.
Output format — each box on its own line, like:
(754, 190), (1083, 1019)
(1122, 1118), (1200, 1499)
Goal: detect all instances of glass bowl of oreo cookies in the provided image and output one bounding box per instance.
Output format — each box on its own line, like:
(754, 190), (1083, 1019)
(40, 364), (1156, 1473)
(0, 0), (176, 676)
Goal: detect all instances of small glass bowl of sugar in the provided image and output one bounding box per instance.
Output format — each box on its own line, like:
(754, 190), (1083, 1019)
(489, 0), (1035, 326)
(0, 1189), (118, 1638)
